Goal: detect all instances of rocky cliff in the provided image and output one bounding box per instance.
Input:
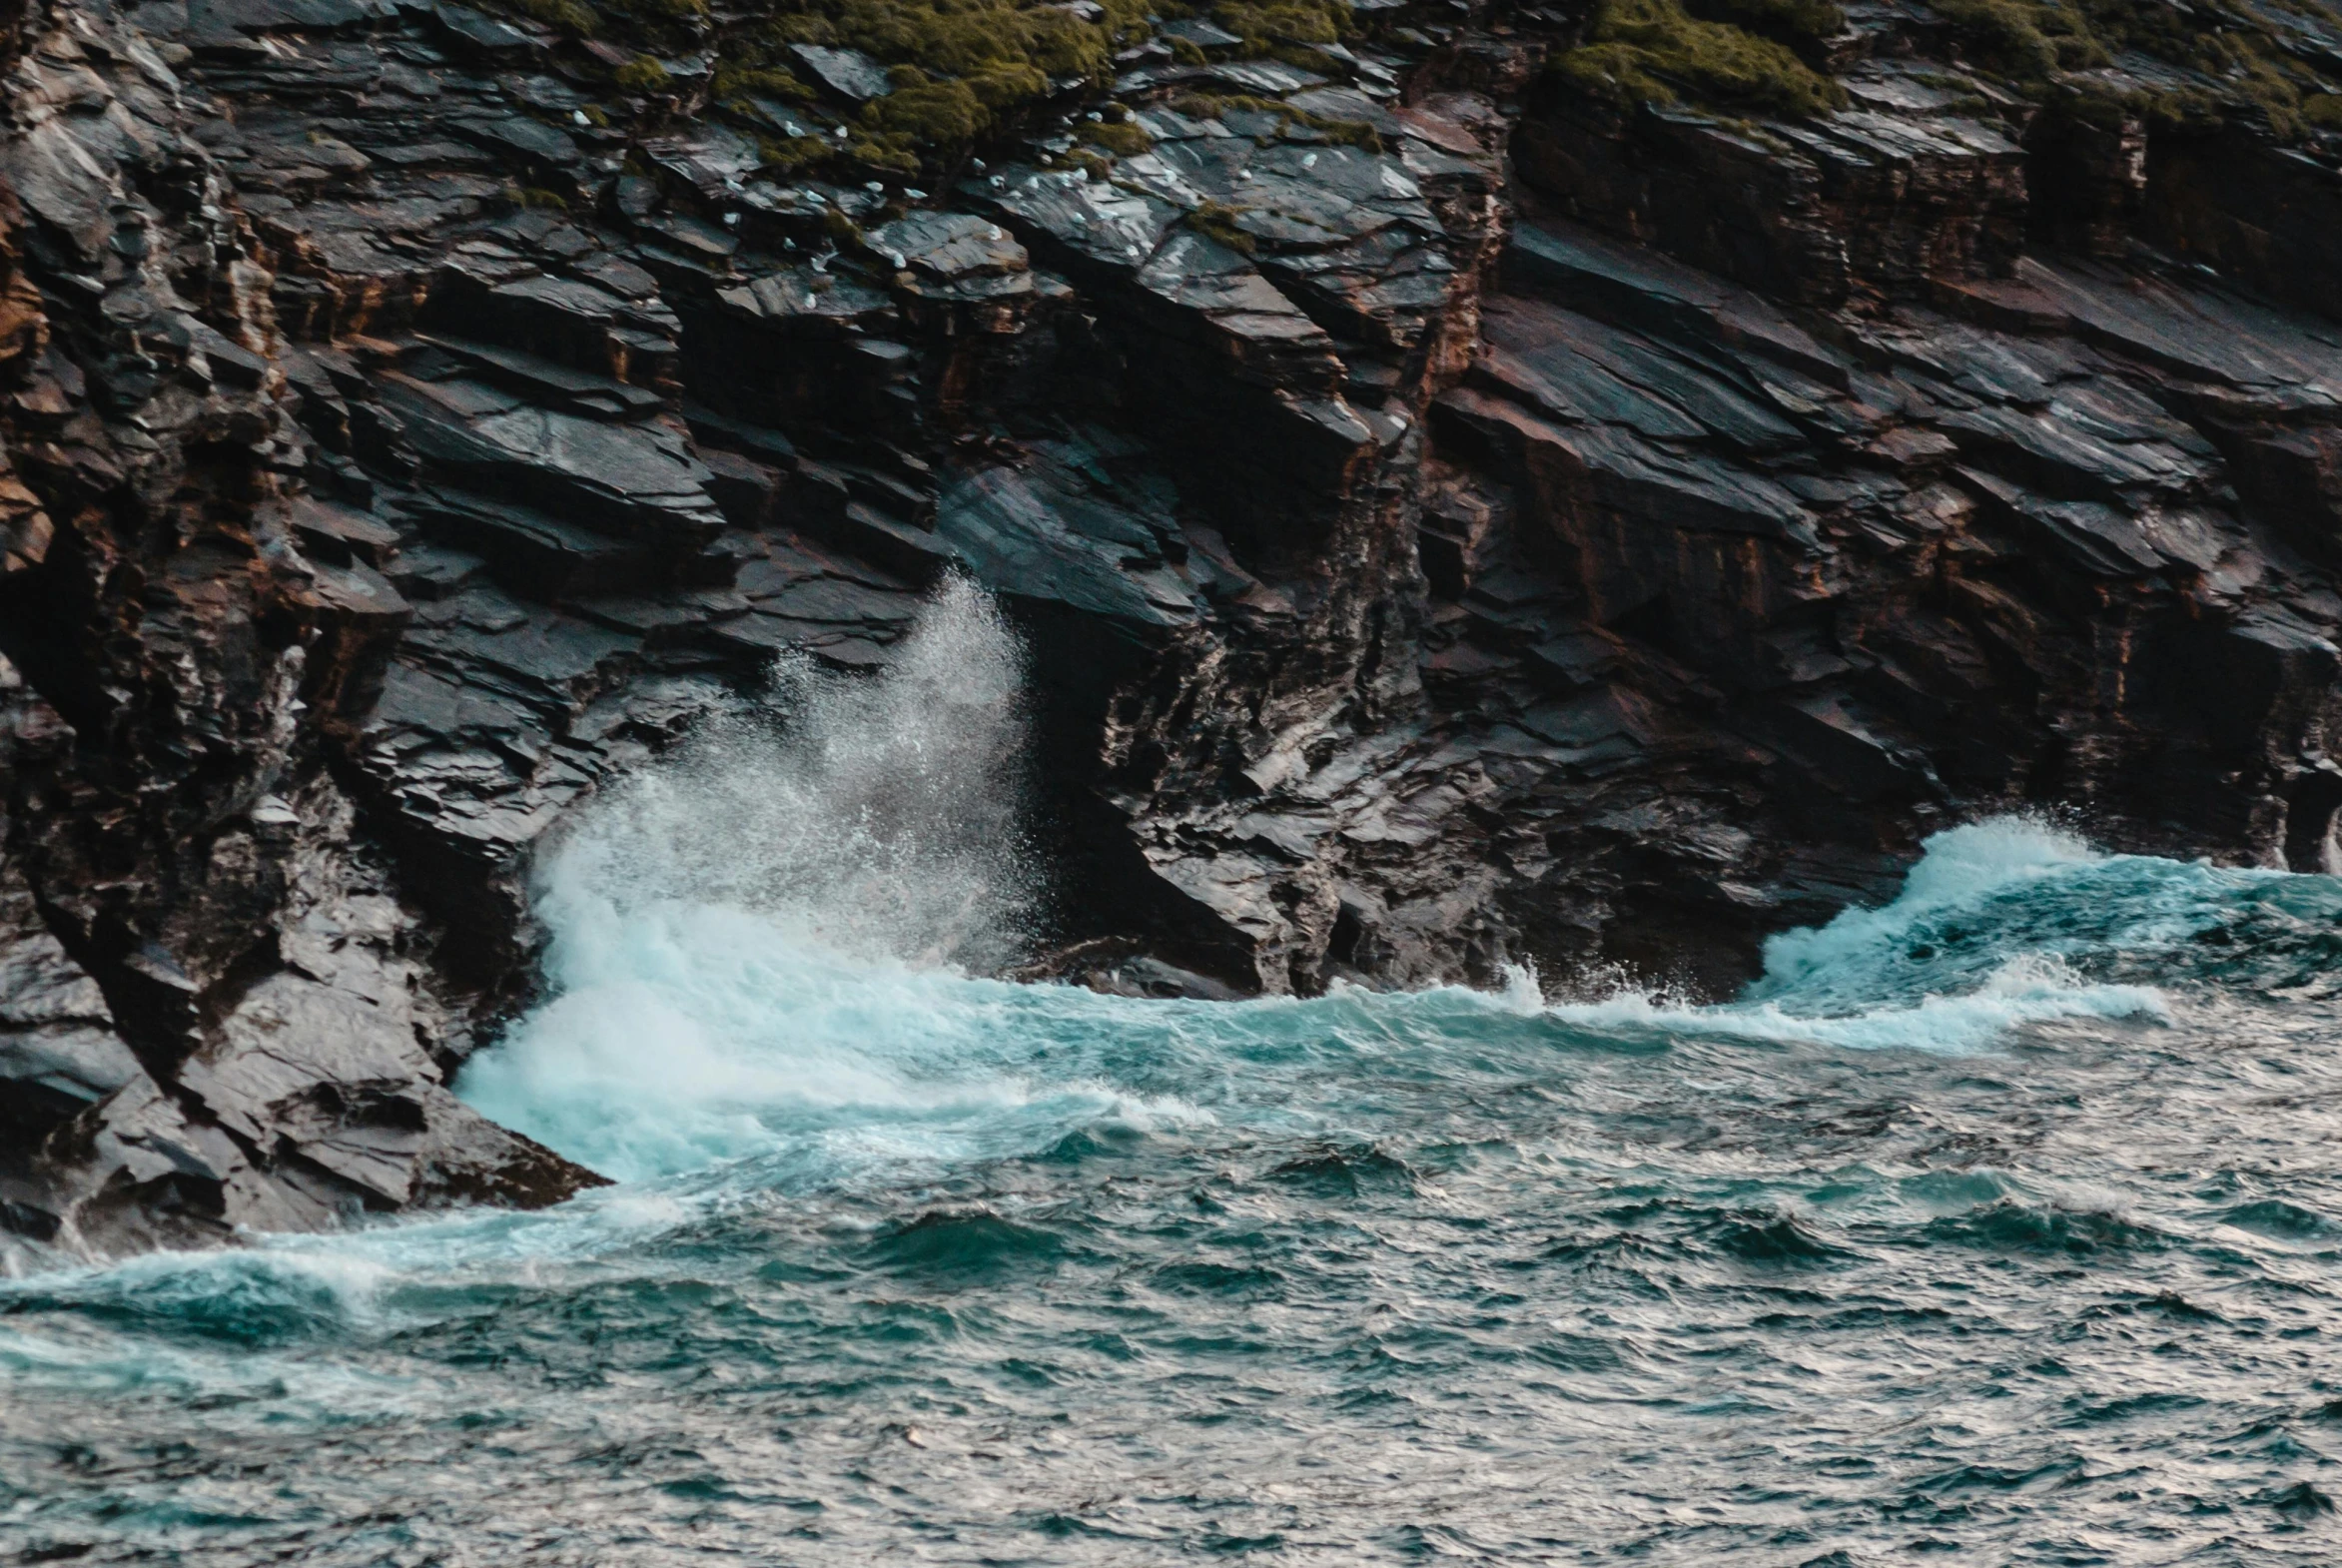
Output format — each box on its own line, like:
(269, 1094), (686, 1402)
(6, 0), (2342, 1252)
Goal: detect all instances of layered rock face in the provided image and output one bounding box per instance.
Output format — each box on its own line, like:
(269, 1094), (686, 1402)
(4, 0), (2342, 1249)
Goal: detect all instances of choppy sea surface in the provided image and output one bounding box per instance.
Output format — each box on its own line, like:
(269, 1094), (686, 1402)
(6, 585), (2342, 1565)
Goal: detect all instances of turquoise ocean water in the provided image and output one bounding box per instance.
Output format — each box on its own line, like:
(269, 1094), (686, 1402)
(6, 587), (2341, 1564)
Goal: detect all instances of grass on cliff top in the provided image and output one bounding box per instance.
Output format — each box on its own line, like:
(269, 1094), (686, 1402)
(1555, 0), (1847, 120)
(1935, 0), (2342, 137)
(1551, 0), (2342, 135)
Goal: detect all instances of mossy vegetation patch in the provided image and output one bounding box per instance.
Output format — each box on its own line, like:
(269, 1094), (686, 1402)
(1167, 90), (1385, 150)
(510, 0), (601, 35)
(705, 0), (1158, 169)
(489, 0), (1166, 175)
(1185, 197), (1258, 252)
(1077, 109), (1156, 157)
(1554, 0), (1847, 119)
(1549, 0), (2342, 136)
(613, 53), (673, 93)
(757, 0), (1145, 89)
(486, 0), (1399, 180)
(1210, 0), (1356, 69)
(1945, 0), (2342, 139)
(1685, 0), (1844, 54)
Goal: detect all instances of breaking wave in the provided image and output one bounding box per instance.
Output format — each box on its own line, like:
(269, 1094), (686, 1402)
(9, 581), (2342, 1564)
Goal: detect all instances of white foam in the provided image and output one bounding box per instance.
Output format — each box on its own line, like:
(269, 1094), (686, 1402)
(467, 776), (2178, 1190)
(1552, 953), (2169, 1054)
(536, 573), (1035, 970)
(1523, 819), (2178, 1053)
(452, 592), (2218, 1204)
(1761, 816), (2101, 987)
(458, 580), (1224, 1182)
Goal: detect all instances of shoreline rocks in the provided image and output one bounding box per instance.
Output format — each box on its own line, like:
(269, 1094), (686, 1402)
(5, 0), (2342, 1252)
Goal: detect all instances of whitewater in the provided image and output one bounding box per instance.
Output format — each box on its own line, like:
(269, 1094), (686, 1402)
(6, 581), (2342, 1565)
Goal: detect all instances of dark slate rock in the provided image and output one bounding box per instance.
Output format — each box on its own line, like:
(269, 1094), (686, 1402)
(0, 861), (141, 1140)
(755, 574), (916, 627)
(455, 114), (578, 167)
(981, 166), (1181, 275)
(378, 376), (723, 545)
(292, 495), (401, 566)
(1959, 468), (2170, 575)
(5, 119), (120, 264)
(1473, 332), (1707, 441)
(1936, 401), (2205, 504)
(1479, 298), (1805, 454)
(1746, 691), (1942, 803)
(791, 44), (892, 102)
(432, 3), (534, 54)
(416, 333), (666, 420)
(1436, 384), (1819, 543)
(818, 502), (965, 587)
(715, 268), (893, 334)
(638, 126), (764, 197)
(1947, 256), (2342, 396)
(864, 210), (1030, 280)
(1159, 17), (1241, 49)
(1115, 59), (1326, 96)
(406, 484), (659, 599)
(940, 457), (1198, 631)
(1507, 218), (1853, 391)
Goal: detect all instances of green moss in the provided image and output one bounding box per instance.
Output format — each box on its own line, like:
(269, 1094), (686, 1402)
(1930, 0), (2342, 138)
(510, 0), (598, 35)
(1049, 147), (1115, 178)
(613, 54), (672, 93)
(759, 132), (838, 171)
(756, 0), (1148, 86)
(1312, 115), (1382, 151)
(1165, 91), (1382, 151)
(1555, 0), (1847, 119)
(713, 64), (812, 99)
(1185, 198), (1257, 253)
(2309, 94), (2342, 130)
(1078, 117), (1154, 156)
(862, 77), (986, 144)
(1932, 0), (2104, 81)
(1686, 0), (1843, 42)
(1214, 0), (1350, 50)
(849, 130), (927, 173)
(691, 0), (1153, 170)
(1543, 0), (2342, 138)
(967, 63), (1050, 111)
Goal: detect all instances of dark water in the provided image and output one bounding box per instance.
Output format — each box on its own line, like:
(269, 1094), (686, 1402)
(6, 818), (2341, 1565)
(5, 596), (2340, 1563)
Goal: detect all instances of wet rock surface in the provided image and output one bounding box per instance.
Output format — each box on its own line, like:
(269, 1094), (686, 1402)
(4, 0), (2342, 1249)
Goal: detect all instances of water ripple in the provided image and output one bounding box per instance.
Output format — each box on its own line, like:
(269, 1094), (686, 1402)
(7, 599), (2342, 1565)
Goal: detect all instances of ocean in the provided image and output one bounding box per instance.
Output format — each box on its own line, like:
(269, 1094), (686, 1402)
(5, 585), (2339, 1565)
